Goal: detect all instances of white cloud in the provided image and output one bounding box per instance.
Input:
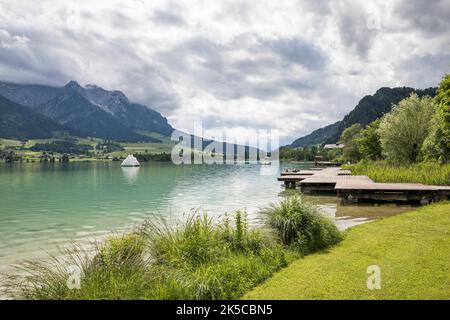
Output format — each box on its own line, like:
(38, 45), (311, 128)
(0, 0), (448, 144)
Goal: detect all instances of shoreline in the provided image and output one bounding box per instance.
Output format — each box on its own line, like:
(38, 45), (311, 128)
(0, 204), (376, 275)
(245, 201), (450, 299)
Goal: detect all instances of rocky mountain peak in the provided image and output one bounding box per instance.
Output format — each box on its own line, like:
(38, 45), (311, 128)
(63, 80), (85, 96)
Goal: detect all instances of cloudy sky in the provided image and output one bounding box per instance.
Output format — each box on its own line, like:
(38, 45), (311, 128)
(0, 0), (449, 144)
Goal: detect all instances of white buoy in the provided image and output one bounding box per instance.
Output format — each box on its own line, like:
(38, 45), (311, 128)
(121, 155), (140, 167)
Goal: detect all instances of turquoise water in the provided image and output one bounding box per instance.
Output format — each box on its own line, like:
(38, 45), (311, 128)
(0, 161), (294, 267)
(0, 161), (414, 269)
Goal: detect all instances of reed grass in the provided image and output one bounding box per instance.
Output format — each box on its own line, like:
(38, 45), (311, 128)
(2, 201), (342, 300)
(343, 160), (450, 185)
(2, 211), (291, 300)
(262, 195), (342, 255)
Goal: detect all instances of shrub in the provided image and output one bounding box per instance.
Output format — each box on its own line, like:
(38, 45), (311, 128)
(340, 123), (363, 162)
(263, 195), (342, 255)
(357, 119), (383, 161)
(145, 248), (288, 300)
(141, 213), (227, 267)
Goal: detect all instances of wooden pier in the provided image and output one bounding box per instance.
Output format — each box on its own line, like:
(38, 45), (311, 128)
(336, 182), (450, 204)
(279, 168), (352, 189)
(315, 161), (343, 167)
(300, 175), (373, 193)
(280, 170), (317, 176)
(278, 175), (312, 188)
(279, 167), (450, 203)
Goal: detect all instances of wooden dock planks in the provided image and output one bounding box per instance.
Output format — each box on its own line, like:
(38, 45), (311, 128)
(300, 175), (373, 184)
(280, 170), (317, 176)
(336, 182), (446, 191)
(278, 175), (312, 181)
(299, 175), (373, 193)
(335, 181), (450, 203)
(278, 166), (450, 203)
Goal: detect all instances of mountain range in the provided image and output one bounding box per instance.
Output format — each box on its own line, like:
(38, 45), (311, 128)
(0, 94), (79, 140)
(0, 80), (174, 142)
(289, 86), (437, 148)
(0, 80), (438, 149)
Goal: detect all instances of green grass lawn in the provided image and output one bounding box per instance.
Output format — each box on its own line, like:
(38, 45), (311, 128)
(2, 133), (217, 160)
(1, 135), (176, 159)
(244, 202), (450, 300)
(0, 138), (22, 148)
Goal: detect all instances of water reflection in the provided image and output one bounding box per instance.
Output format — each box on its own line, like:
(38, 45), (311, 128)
(259, 161), (280, 176)
(121, 167), (140, 185)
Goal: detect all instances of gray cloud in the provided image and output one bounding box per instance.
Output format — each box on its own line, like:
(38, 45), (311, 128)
(394, 0), (450, 35)
(300, 0), (332, 15)
(0, 30), (80, 85)
(334, 2), (379, 58)
(0, 0), (448, 145)
(155, 34), (327, 103)
(264, 38), (327, 70)
(396, 53), (450, 89)
(152, 9), (186, 26)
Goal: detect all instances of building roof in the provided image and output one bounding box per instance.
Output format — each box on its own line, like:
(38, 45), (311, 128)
(324, 143), (345, 149)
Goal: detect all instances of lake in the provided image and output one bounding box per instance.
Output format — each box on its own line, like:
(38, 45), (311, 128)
(0, 161), (415, 270)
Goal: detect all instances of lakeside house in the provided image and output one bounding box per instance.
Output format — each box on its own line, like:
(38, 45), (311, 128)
(324, 143), (345, 149)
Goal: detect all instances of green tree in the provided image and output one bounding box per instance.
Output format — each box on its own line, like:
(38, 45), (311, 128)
(378, 93), (436, 163)
(435, 74), (450, 142)
(324, 148), (343, 162)
(357, 119), (382, 160)
(339, 123), (363, 162)
(422, 74), (450, 163)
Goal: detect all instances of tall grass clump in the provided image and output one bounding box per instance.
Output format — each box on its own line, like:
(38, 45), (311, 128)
(263, 195), (342, 255)
(137, 211), (289, 299)
(343, 160), (450, 185)
(2, 211), (289, 300)
(2, 233), (151, 300)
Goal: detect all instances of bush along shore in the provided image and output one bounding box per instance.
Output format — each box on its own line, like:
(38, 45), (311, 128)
(1, 196), (342, 300)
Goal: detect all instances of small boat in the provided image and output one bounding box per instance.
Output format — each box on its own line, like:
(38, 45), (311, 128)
(260, 157), (271, 165)
(121, 155), (140, 167)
